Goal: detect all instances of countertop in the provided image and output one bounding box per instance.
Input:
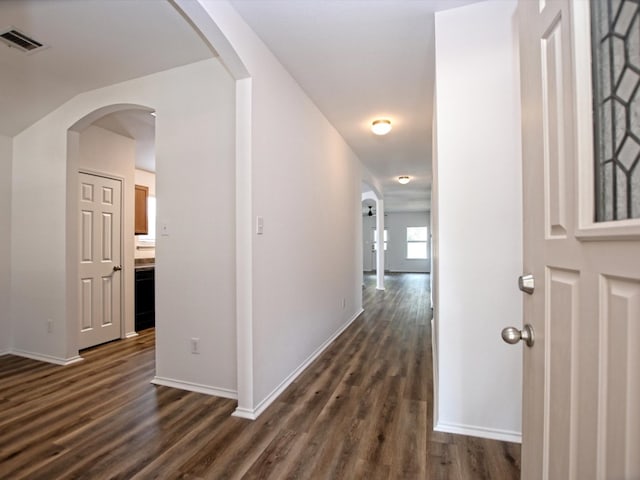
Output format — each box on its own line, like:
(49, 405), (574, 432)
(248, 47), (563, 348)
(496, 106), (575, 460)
(135, 258), (155, 269)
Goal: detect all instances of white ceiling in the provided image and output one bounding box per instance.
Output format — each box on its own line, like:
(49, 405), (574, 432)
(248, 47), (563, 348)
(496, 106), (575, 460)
(229, 0), (481, 212)
(0, 0), (213, 137)
(1, 0), (481, 212)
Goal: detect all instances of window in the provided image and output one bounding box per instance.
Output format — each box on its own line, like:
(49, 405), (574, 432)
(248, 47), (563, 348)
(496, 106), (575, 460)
(137, 196), (156, 246)
(406, 226), (428, 259)
(373, 229), (388, 251)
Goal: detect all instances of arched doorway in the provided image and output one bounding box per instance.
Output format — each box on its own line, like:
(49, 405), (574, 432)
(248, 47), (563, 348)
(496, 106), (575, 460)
(362, 187), (385, 291)
(67, 104), (156, 350)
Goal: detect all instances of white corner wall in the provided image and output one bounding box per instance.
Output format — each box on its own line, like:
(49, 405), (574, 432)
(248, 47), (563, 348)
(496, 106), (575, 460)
(153, 59), (236, 397)
(11, 59), (238, 395)
(197, 0), (364, 415)
(0, 135), (11, 354)
(433, 0), (523, 442)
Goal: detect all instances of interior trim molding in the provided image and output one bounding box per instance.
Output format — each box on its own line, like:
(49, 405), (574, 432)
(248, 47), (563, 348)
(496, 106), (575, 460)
(232, 407), (257, 420)
(151, 376), (238, 400)
(125, 331), (139, 339)
(431, 317), (440, 432)
(232, 308), (365, 420)
(10, 349), (84, 366)
(0, 349), (11, 357)
(435, 421), (522, 444)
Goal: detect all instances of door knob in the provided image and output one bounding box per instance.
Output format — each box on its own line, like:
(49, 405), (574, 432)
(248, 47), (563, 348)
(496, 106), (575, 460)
(113, 265), (122, 272)
(501, 324), (535, 347)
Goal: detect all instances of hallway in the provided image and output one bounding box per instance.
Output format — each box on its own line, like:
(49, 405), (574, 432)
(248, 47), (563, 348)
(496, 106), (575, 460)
(0, 273), (520, 479)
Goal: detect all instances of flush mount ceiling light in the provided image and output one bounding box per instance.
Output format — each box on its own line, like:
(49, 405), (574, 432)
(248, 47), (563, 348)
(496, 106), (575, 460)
(398, 176), (410, 185)
(371, 119), (392, 135)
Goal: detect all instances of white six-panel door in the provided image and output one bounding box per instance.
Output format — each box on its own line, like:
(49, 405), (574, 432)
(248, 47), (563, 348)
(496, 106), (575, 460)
(518, 0), (640, 478)
(78, 172), (122, 350)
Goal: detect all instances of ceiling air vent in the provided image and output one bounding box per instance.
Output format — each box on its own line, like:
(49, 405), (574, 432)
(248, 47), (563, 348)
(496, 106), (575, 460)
(0, 28), (47, 54)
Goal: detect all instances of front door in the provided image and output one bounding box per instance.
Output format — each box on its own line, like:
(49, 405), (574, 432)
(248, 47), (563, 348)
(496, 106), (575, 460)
(78, 172), (123, 350)
(517, 0), (640, 478)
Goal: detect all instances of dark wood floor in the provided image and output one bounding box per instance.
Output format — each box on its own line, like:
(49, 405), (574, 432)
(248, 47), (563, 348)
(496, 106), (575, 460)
(0, 273), (520, 479)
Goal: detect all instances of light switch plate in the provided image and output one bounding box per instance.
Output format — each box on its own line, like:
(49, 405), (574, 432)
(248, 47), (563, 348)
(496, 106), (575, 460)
(256, 216), (264, 235)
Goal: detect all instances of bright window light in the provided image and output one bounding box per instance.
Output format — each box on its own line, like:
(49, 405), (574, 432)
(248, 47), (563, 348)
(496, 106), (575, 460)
(406, 226), (428, 259)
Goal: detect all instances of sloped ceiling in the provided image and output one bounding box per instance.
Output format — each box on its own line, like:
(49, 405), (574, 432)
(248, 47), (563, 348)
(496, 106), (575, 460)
(0, 0), (213, 137)
(1, 0), (483, 212)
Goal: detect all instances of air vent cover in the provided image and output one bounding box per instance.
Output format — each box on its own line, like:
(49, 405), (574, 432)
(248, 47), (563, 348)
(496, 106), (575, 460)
(0, 28), (46, 53)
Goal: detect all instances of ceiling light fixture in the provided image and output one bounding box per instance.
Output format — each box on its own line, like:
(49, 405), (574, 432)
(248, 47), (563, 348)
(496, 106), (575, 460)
(371, 119), (392, 135)
(398, 176), (410, 185)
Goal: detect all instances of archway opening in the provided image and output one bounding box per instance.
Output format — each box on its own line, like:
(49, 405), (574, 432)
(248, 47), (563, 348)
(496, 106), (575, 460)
(67, 104), (157, 352)
(361, 186), (385, 292)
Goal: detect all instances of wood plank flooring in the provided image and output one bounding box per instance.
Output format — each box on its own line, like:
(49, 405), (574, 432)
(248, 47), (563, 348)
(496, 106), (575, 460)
(0, 273), (520, 479)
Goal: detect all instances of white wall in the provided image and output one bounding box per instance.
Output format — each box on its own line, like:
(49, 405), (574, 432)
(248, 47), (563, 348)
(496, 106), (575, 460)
(363, 212), (431, 273)
(77, 125), (137, 336)
(11, 59), (238, 395)
(0, 135), (11, 354)
(362, 214), (374, 272)
(197, 0), (364, 415)
(135, 169), (156, 196)
(154, 62), (236, 396)
(433, 0), (523, 441)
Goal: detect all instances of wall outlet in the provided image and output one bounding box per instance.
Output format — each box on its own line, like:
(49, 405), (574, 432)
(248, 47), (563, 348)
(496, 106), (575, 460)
(341, 298), (346, 309)
(191, 337), (200, 354)
(47, 319), (53, 333)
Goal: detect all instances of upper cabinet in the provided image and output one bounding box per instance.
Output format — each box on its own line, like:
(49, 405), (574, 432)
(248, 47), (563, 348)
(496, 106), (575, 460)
(135, 184), (149, 235)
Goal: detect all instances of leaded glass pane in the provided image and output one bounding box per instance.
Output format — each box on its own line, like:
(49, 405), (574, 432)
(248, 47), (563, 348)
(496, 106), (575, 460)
(591, 0), (640, 221)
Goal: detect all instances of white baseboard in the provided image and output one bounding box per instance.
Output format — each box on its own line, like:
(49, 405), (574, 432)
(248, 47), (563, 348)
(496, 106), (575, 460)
(0, 349), (10, 357)
(232, 407), (258, 420)
(435, 421), (522, 444)
(233, 308), (364, 421)
(151, 376), (238, 400)
(431, 317), (439, 433)
(125, 331), (139, 338)
(10, 349), (84, 366)
(388, 269), (431, 274)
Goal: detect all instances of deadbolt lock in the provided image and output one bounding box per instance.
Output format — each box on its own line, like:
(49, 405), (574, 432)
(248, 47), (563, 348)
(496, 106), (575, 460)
(518, 274), (535, 294)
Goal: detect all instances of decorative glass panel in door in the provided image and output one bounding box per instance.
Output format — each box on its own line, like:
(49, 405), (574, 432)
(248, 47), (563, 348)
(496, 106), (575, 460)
(591, 0), (640, 221)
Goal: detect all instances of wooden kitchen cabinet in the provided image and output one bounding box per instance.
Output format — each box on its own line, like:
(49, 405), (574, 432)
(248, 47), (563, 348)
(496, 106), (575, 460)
(134, 184), (149, 235)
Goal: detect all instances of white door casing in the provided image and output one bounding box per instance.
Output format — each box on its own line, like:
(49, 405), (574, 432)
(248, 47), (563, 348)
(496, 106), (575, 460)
(518, 1), (640, 479)
(78, 172), (123, 349)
